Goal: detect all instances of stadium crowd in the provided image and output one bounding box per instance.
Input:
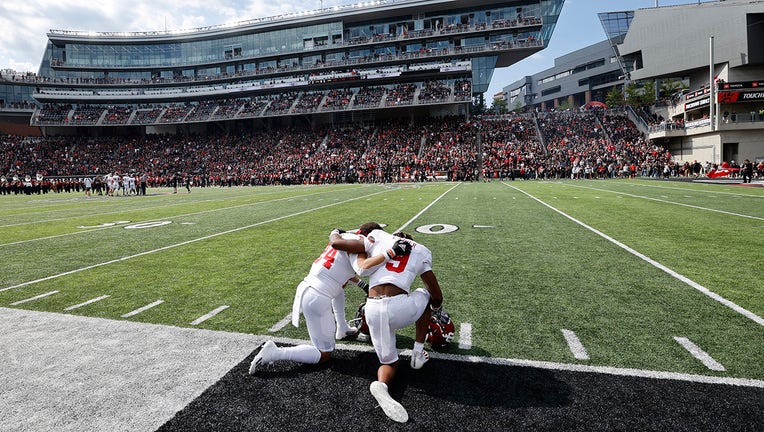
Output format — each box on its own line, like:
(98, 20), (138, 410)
(4, 109), (748, 196)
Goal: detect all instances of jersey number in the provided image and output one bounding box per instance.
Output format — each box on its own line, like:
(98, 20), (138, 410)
(385, 254), (410, 273)
(314, 244), (338, 269)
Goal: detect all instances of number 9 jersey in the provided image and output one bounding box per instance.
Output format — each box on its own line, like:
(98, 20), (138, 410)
(359, 229), (432, 293)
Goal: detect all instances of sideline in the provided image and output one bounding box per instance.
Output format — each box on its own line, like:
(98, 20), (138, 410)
(503, 182), (764, 327)
(261, 335), (764, 389)
(0, 187), (394, 292)
(427, 349), (764, 389)
(0, 307), (262, 432)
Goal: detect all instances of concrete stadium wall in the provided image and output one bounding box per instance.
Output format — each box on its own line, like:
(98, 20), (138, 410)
(622, 1), (759, 80)
(669, 129), (764, 163)
(667, 134), (719, 164)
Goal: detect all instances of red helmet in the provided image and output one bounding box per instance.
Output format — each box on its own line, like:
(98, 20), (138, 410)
(426, 309), (455, 349)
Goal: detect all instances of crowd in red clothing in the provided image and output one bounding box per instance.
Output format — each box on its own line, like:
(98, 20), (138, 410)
(1, 110), (680, 195)
(537, 110), (671, 179)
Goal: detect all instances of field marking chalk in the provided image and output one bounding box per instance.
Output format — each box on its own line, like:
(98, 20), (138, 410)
(121, 300), (164, 318)
(270, 314), (292, 332)
(190, 305), (229, 325)
(504, 183), (764, 328)
(562, 329), (590, 360)
(64, 295), (110, 311)
(458, 322), (473, 350)
(10, 291), (60, 306)
(674, 336), (726, 371)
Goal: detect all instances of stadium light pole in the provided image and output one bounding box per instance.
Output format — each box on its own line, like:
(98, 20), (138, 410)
(709, 36), (715, 131)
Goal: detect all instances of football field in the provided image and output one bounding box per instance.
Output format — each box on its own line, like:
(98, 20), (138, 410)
(1, 179), (762, 430)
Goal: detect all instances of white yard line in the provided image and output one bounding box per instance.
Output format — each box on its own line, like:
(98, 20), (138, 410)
(564, 183), (764, 221)
(121, 300), (164, 318)
(190, 305), (230, 325)
(562, 329), (590, 360)
(1, 188), (392, 292)
(674, 336), (726, 371)
(430, 350), (763, 388)
(503, 183), (764, 327)
(10, 291), (59, 306)
(395, 182), (461, 232)
(269, 314), (293, 332)
(64, 295), (110, 311)
(458, 322), (472, 350)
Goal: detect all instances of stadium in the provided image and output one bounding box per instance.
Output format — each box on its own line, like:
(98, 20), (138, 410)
(1, 0), (561, 134)
(0, 1), (763, 431)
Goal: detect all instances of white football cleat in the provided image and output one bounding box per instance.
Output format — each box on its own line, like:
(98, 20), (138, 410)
(335, 325), (358, 340)
(248, 340), (277, 374)
(410, 349), (429, 370)
(369, 381), (408, 423)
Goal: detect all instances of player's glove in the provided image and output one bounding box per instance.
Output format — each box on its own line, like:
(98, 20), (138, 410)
(329, 228), (346, 240)
(385, 239), (412, 259)
(355, 279), (369, 294)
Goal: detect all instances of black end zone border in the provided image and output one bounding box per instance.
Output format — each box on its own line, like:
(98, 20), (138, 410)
(157, 346), (764, 431)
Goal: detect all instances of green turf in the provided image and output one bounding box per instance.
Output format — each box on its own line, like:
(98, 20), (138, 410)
(1, 180), (762, 379)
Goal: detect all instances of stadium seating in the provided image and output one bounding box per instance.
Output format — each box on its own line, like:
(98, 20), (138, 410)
(1, 110), (674, 194)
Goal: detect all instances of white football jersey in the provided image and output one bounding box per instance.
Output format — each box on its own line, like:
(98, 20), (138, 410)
(303, 232), (359, 298)
(361, 229), (432, 293)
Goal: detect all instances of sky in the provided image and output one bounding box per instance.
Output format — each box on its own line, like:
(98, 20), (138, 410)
(0, 0), (706, 99)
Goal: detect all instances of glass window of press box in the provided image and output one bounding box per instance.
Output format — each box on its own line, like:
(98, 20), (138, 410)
(55, 23), (342, 69)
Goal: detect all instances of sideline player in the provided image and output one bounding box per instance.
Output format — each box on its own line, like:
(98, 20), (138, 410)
(248, 230), (403, 373)
(83, 176), (92, 197)
(330, 222), (444, 423)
